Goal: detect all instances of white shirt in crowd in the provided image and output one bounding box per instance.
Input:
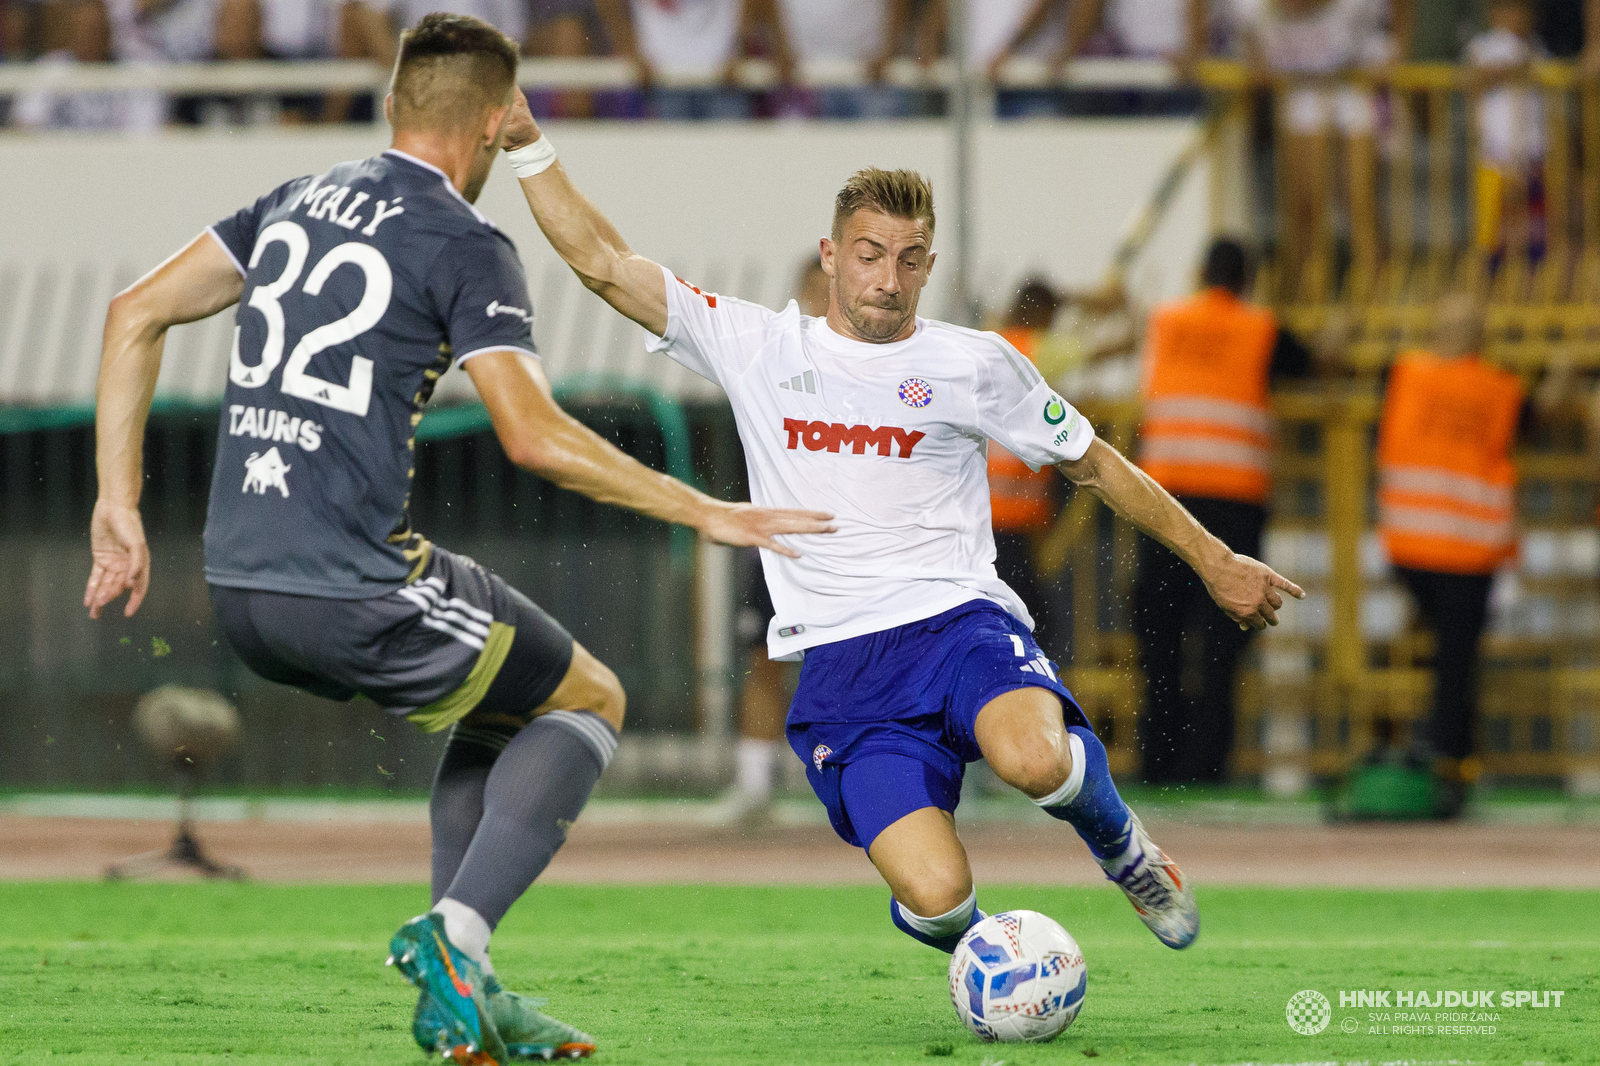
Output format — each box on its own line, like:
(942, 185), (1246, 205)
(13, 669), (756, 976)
(1468, 28), (1545, 166)
(262, 0), (342, 58)
(109, 0), (219, 62)
(630, 0), (740, 76)
(1232, 0), (1388, 74)
(778, 0), (884, 62)
(647, 266), (1096, 660)
(1107, 0), (1188, 58)
(964, 0), (1064, 67)
(363, 0), (528, 45)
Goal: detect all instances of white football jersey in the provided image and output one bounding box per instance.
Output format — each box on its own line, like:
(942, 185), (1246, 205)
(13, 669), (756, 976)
(648, 267), (1096, 661)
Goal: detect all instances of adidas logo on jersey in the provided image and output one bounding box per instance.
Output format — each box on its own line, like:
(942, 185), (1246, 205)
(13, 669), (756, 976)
(783, 418), (925, 458)
(777, 371), (817, 394)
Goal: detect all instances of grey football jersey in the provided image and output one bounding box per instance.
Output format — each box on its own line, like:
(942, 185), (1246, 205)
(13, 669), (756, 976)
(203, 150), (536, 597)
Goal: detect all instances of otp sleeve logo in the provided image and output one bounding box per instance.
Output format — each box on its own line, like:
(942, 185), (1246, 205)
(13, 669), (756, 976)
(898, 378), (933, 407)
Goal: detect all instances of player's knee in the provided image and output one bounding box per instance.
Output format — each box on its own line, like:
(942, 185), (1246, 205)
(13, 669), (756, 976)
(584, 660), (626, 732)
(896, 871), (974, 921)
(990, 740), (1071, 801)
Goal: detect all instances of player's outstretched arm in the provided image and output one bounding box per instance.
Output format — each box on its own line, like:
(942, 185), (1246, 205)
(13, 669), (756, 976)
(500, 91), (669, 337)
(1057, 437), (1304, 630)
(467, 350), (834, 556)
(86, 232), (245, 620)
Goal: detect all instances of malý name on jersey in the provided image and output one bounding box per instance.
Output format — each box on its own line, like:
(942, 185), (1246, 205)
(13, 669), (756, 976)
(291, 178), (406, 237)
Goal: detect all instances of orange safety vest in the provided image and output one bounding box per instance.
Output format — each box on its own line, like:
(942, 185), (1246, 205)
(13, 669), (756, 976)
(988, 327), (1057, 532)
(1377, 352), (1523, 574)
(1138, 288), (1278, 505)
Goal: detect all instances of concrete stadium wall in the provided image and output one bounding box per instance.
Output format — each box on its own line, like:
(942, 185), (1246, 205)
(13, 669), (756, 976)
(0, 118), (1207, 405)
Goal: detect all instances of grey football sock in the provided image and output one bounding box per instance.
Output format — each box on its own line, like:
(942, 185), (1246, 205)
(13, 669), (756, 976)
(442, 710), (617, 928)
(428, 718), (521, 905)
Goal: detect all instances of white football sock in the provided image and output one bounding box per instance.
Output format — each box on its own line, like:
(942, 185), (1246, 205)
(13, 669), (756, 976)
(893, 889), (978, 937)
(735, 738), (778, 801)
(1031, 732), (1087, 809)
(433, 897), (494, 974)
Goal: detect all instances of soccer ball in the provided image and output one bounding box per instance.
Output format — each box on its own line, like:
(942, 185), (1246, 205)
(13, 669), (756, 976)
(948, 910), (1087, 1042)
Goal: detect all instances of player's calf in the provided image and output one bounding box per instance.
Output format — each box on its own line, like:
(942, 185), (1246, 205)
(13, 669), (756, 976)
(867, 806), (984, 953)
(889, 890), (986, 954)
(976, 691), (1133, 862)
(976, 692), (1198, 949)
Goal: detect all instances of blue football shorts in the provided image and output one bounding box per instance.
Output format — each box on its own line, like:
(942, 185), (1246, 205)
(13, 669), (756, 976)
(785, 599), (1087, 850)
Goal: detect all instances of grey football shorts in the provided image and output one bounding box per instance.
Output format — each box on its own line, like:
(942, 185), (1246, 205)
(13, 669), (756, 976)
(209, 547), (574, 733)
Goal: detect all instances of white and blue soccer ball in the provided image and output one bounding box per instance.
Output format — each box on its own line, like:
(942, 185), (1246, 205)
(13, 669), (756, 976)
(948, 910), (1087, 1043)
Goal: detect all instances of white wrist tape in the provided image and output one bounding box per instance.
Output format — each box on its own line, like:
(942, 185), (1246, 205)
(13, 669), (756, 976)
(505, 137), (556, 179)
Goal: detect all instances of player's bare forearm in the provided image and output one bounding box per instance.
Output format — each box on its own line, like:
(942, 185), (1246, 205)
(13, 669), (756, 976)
(501, 92), (668, 336)
(87, 231), (243, 619)
(468, 351), (833, 556)
(1056, 437), (1304, 628)
(96, 232), (243, 505)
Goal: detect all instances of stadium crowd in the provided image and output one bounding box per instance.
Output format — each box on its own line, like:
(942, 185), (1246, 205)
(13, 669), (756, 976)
(1, 0), (1594, 128)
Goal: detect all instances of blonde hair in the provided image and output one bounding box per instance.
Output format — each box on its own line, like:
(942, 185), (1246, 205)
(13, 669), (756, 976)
(831, 168), (936, 241)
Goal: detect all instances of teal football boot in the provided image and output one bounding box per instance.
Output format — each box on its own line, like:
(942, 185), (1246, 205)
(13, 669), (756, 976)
(414, 976), (595, 1060)
(388, 913), (507, 1064)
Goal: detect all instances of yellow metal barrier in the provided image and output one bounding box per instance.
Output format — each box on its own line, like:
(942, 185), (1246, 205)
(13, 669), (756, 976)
(1044, 389), (1598, 787)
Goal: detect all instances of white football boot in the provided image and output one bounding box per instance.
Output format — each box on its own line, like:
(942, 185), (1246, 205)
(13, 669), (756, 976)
(1103, 812), (1198, 949)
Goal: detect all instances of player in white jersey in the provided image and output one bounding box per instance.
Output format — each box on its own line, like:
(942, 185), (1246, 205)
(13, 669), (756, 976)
(496, 92), (1302, 965)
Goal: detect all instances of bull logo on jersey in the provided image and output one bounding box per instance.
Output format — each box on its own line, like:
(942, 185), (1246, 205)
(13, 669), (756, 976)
(242, 447), (292, 498)
(783, 418), (926, 458)
(812, 744), (833, 771)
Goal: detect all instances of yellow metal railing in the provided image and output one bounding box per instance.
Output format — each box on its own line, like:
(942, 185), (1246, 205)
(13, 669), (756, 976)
(1046, 391), (1599, 786)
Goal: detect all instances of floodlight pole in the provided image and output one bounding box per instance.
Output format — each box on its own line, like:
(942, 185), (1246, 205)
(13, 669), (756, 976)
(947, 0), (980, 328)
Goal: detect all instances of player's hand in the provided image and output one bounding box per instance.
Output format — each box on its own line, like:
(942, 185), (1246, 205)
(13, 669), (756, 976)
(85, 500), (151, 620)
(502, 89), (542, 153)
(698, 502), (836, 559)
(1200, 551), (1304, 631)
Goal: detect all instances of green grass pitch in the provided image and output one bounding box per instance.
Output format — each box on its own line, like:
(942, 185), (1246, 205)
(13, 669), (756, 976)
(1, 882), (1592, 1065)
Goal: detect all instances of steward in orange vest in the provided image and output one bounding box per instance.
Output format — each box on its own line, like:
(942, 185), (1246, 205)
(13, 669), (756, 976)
(1132, 238), (1315, 785)
(1375, 293), (1526, 817)
(987, 280), (1063, 653)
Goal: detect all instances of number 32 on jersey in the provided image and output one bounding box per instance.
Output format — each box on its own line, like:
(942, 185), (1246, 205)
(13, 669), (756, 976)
(228, 219), (391, 418)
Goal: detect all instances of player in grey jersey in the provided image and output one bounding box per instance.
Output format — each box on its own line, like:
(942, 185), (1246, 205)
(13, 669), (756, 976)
(83, 14), (832, 1063)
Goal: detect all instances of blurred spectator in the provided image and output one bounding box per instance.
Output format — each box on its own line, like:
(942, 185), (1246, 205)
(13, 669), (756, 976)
(3, 0), (37, 59)
(1133, 238), (1318, 784)
(110, 0), (222, 62)
(1467, 0), (1545, 265)
(15, 0), (165, 129)
(359, 0), (526, 65)
(1391, 0), (1484, 61)
(1536, 0), (1593, 63)
(1376, 294), (1523, 817)
(987, 277), (1065, 657)
(989, 0), (1204, 78)
(1235, 0), (1392, 301)
(629, 0), (752, 119)
(873, 0), (944, 77)
(524, 0), (643, 118)
(210, 0), (391, 121)
(774, 0), (916, 118)
(718, 256), (829, 825)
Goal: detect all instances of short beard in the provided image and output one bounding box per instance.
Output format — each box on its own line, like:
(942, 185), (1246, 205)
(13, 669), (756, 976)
(843, 301), (912, 342)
